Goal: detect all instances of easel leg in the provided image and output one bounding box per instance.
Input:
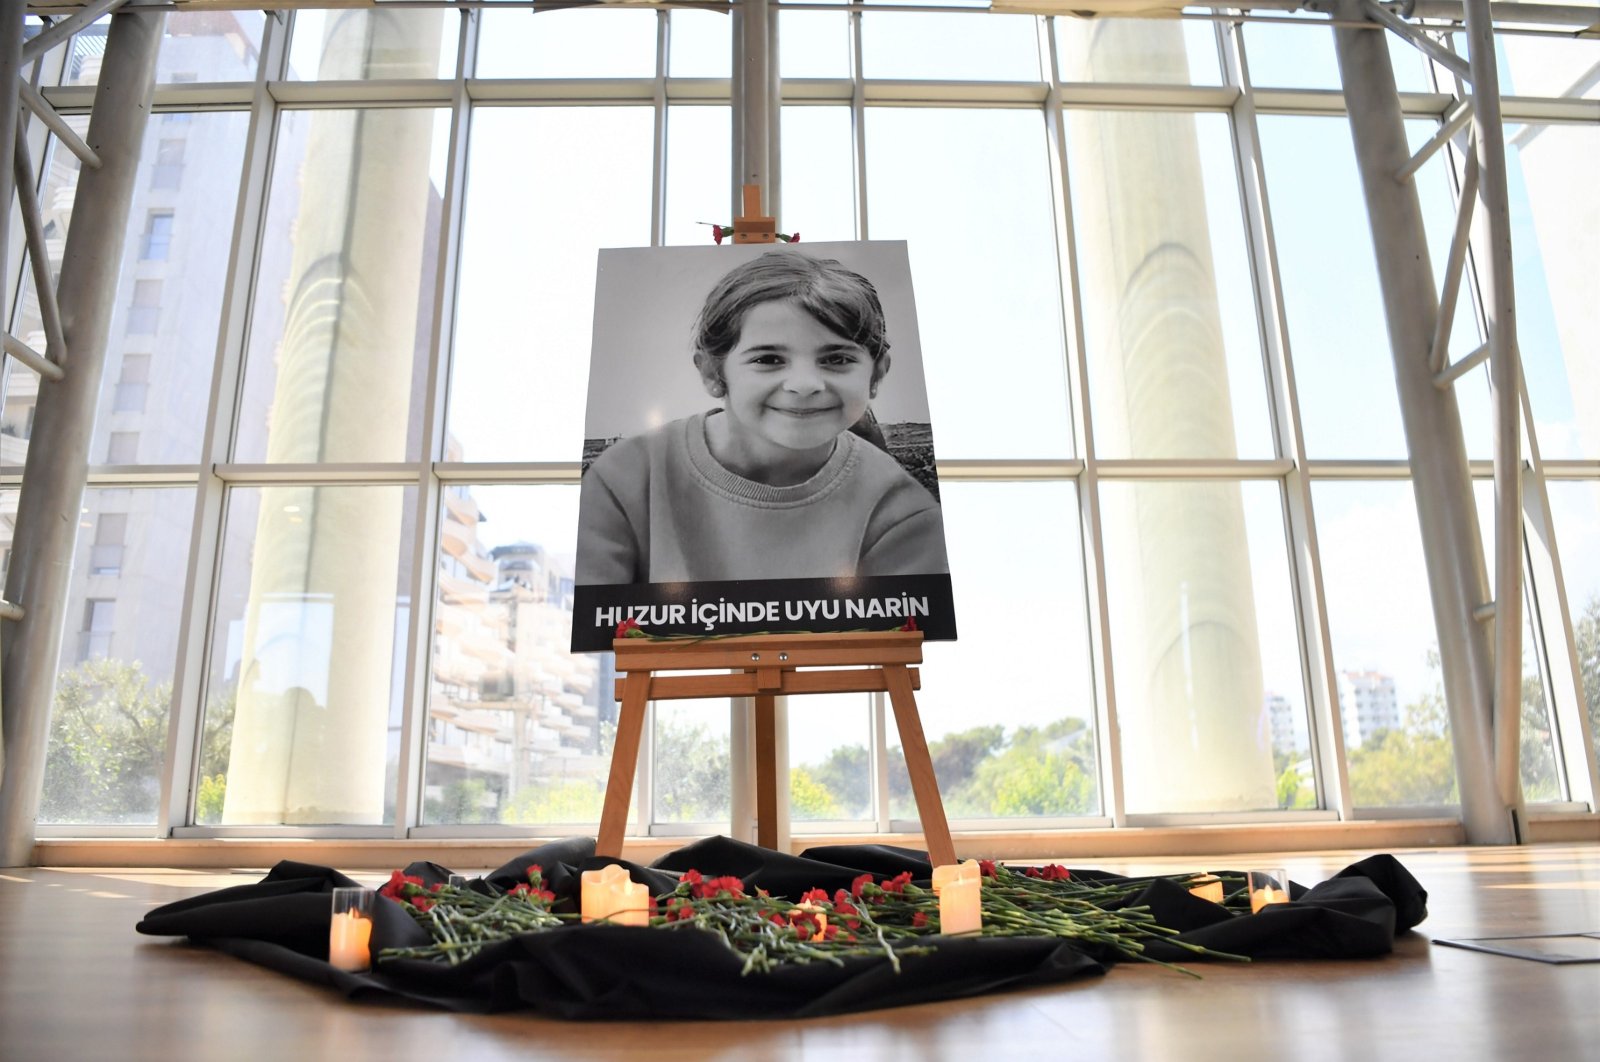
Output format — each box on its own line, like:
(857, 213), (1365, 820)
(884, 664), (956, 868)
(754, 692), (778, 850)
(596, 672), (651, 859)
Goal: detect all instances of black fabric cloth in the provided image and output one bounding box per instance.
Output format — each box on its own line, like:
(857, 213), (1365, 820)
(135, 837), (1427, 1020)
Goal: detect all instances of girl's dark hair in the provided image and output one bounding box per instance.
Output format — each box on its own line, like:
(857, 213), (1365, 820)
(692, 252), (891, 383)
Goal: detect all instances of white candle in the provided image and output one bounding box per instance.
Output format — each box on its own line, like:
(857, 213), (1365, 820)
(328, 911), (372, 971)
(933, 860), (983, 935)
(795, 902), (828, 936)
(931, 858), (981, 895)
(1250, 885), (1290, 913)
(581, 863), (650, 926)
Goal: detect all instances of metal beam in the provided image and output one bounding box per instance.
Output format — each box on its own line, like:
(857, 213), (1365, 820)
(0, 6), (20, 314)
(13, 129), (69, 367)
(1433, 341), (1490, 389)
(21, 1), (130, 65)
(0, 9), (164, 868)
(18, 78), (100, 169)
(0, 602), (23, 622)
(1361, 0), (1476, 81)
(2, 334), (63, 382)
(1428, 147), (1478, 375)
(1462, 0), (1525, 837)
(1332, 0), (1512, 844)
(1396, 97), (1473, 182)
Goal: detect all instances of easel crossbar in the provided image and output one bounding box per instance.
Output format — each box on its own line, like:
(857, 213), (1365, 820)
(613, 631), (923, 668)
(615, 668), (921, 702)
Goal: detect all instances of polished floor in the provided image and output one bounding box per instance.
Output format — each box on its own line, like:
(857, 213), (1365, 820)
(2, 844), (1596, 1061)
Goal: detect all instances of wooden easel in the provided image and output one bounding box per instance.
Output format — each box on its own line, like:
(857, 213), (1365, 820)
(595, 631), (957, 869)
(732, 183), (777, 244)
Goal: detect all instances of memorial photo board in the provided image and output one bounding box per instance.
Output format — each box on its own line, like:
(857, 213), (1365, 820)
(571, 241), (956, 651)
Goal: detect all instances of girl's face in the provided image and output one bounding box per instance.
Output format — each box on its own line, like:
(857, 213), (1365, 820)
(717, 298), (875, 466)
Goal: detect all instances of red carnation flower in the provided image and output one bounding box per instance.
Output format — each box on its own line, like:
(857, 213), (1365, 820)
(379, 869), (429, 901)
(694, 875), (746, 900)
(880, 871), (913, 895)
(911, 911), (928, 928)
(978, 859), (998, 878)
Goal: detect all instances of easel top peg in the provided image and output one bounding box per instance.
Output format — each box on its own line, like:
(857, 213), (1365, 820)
(733, 183), (777, 245)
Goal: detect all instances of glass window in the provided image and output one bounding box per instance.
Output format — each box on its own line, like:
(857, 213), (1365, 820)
(1056, 18), (1221, 85)
(1242, 17), (1433, 92)
(126, 280), (161, 335)
(80, 599), (116, 661)
(781, 106), (858, 243)
(151, 138), (186, 191)
(288, 9), (456, 81)
(1502, 124), (1600, 461)
(1463, 31), (1600, 100)
(1545, 481), (1600, 753)
(1471, 481), (1564, 801)
(58, 21), (110, 87)
(1258, 115), (1415, 459)
(8, 113), (245, 467)
(448, 107), (654, 464)
(0, 490), (12, 583)
(654, 700), (733, 826)
(197, 485), (413, 826)
(56, 11), (267, 87)
(107, 431), (138, 464)
(781, 5), (851, 79)
(234, 106), (446, 464)
(1100, 480), (1309, 813)
(114, 354), (151, 414)
(422, 484), (614, 826)
(888, 481), (1100, 820)
(865, 108), (1071, 459)
(141, 212), (174, 260)
(790, 692), (875, 824)
(664, 106), (732, 248)
(5, 117), (86, 467)
(476, 9), (657, 79)
(158, 11), (266, 82)
(91, 512), (127, 575)
(1313, 481), (1459, 805)
(40, 487), (196, 825)
(861, 11), (1041, 81)
(1065, 109), (1273, 460)
(2, 373), (38, 468)
(669, 8), (731, 78)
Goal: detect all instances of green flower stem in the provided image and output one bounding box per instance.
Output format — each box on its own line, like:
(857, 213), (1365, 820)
(379, 870), (1251, 975)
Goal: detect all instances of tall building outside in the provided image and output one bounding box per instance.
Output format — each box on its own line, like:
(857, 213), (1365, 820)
(1338, 670), (1401, 750)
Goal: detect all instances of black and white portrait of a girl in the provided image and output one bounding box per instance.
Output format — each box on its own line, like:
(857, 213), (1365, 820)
(572, 241), (955, 650)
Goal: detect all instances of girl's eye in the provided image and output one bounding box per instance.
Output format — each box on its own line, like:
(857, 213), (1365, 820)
(821, 352), (862, 367)
(746, 352), (785, 367)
